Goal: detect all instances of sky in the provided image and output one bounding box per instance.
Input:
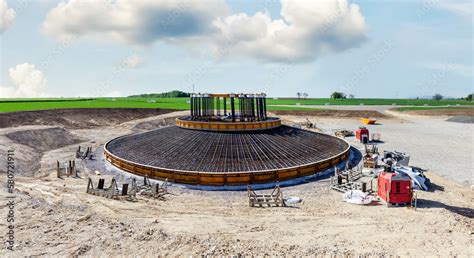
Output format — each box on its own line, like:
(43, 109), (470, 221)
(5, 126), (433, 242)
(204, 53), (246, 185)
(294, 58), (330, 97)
(0, 0), (472, 98)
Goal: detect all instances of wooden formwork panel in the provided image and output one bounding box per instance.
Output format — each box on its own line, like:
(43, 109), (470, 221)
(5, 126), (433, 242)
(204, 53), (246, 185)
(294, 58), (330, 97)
(277, 169), (298, 180)
(225, 174), (252, 185)
(300, 165), (315, 176)
(104, 145), (350, 186)
(251, 172), (276, 183)
(199, 174), (226, 185)
(174, 172), (199, 184)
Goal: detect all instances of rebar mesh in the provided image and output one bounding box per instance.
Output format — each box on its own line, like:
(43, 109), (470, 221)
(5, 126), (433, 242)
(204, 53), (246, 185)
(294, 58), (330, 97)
(106, 125), (349, 173)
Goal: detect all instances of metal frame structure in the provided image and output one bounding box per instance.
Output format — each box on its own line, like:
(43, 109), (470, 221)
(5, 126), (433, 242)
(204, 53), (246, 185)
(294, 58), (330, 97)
(104, 92), (350, 186)
(190, 93), (267, 122)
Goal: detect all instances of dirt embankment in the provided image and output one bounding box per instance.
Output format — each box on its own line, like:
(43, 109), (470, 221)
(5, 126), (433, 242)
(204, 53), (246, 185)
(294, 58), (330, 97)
(0, 108), (178, 129)
(5, 127), (84, 152)
(0, 127), (85, 177)
(271, 109), (388, 118)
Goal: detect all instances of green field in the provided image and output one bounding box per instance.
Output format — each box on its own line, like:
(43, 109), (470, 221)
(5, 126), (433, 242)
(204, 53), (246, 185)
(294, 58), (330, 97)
(0, 97), (472, 113)
(266, 98), (473, 106)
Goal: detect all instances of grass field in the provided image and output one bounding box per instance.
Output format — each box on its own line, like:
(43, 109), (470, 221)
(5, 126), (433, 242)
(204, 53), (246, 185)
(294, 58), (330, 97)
(0, 97), (472, 113)
(266, 98), (473, 106)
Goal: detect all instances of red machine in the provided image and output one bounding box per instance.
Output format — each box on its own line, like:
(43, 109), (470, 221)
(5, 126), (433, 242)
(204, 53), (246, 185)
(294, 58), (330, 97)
(378, 171), (412, 205)
(356, 127), (369, 143)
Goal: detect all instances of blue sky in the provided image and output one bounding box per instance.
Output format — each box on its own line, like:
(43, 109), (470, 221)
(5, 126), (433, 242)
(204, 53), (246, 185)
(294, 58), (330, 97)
(0, 0), (472, 98)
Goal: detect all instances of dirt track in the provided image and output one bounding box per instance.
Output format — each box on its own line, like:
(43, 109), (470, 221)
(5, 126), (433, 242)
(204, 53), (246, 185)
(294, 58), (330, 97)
(271, 109), (389, 118)
(394, 108), (474, 116)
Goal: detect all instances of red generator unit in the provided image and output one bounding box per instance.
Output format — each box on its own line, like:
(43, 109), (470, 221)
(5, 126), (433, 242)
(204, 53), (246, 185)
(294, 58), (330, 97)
(378, 172), (412, 205)
(356, 127), (369, 144)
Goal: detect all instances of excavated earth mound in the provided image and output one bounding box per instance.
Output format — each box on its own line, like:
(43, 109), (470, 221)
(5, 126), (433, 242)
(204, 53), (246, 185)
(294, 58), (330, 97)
(0, 108), (178, 129)
(5, 127), (84, 152)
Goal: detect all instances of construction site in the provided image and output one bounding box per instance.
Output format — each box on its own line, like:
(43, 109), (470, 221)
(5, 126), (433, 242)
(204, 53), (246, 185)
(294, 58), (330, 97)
(0, 95), (473, 256)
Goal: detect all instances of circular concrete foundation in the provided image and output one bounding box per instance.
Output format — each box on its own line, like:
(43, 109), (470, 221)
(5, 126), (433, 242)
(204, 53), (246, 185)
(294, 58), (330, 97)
(104, 125), (350, 186)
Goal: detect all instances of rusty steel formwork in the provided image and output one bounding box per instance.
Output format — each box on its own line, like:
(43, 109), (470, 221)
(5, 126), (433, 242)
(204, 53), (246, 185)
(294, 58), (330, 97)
(104, 125), (350, 186)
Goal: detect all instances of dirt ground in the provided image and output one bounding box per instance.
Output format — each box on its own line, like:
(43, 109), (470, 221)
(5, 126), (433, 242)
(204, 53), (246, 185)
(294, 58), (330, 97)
(0, 108), (178, 129)
(0, 108), (473, 256)
(398, 108), (474, 117)
(271, 109), (388, 118)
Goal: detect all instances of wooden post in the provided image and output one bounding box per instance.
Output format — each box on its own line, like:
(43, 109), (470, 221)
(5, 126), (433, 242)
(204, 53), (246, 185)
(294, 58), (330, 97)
(57, 161), (60, 178)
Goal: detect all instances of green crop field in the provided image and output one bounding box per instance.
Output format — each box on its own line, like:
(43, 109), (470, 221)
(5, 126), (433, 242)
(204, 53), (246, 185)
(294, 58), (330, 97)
(0, 97), (472, 113)
(266, 98), (474, 106)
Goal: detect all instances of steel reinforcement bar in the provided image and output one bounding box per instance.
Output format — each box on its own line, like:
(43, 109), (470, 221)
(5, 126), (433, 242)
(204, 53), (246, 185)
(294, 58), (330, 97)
(104, 142), (350, 186)
(176, 117), (281, 131)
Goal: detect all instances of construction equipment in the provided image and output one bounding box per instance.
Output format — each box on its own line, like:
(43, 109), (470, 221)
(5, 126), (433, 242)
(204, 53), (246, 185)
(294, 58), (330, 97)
(363, 154), (378, 168)
(330, 164), (372, 193)
(365, 144), (379, 155)
(334, 130), (354, 138)
(247, 185), (285, 207)
(382, 150), (410, 166)
(360, 117), (377, 125)
(377, 171), (413, 206)
(356, 127), (369, 143)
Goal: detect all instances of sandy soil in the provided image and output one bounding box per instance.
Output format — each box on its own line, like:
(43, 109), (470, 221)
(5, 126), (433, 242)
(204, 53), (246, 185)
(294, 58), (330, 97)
(281, 114), (474, 186)
(0, 109), (473, 256)
(271, 109), (389, 118)
(395, 108), (474, 117)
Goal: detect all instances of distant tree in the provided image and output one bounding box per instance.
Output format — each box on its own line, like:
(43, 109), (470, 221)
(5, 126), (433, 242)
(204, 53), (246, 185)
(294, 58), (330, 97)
(466, 93), (473, 101)
(331, 92), (346, 99)
(128, 90), (190, 98)
(302, 93), (308, 99)
(297, 92), (302, 99)
(432, 93), (443, 101)
(348, 94), (355, 99)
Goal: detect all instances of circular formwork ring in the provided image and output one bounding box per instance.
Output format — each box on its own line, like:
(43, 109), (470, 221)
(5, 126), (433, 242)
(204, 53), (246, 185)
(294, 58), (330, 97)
(175, 117), (281, 131)
(103, 137), (350, 186)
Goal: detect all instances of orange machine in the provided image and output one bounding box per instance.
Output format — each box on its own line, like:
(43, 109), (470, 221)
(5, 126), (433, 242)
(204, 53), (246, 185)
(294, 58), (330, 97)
(378, 171), (412, 205)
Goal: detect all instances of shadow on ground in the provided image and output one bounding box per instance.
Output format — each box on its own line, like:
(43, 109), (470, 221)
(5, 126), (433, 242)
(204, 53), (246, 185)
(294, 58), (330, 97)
(417, 198), (474, 219)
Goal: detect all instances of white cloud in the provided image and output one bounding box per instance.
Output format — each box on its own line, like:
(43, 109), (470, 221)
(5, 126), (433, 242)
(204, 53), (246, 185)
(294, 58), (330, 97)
(211, 0), (368, 62)
(0, 63), (48, 98)
(0, 0), (16, 33)
(436, 1), (472, 19)
(41, 0), (368, 63)
(120, 54), (144, 69)
(41, 0), (229, 44)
